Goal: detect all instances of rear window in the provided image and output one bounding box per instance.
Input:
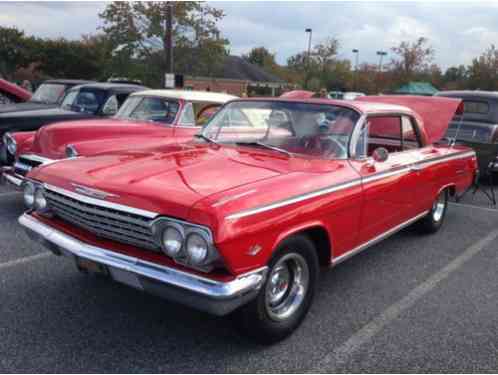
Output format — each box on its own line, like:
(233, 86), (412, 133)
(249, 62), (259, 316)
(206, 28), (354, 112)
(463, 101), (489, 114)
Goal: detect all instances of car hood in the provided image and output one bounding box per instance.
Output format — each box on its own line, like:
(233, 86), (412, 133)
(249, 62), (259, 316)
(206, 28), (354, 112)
(29, 143), (300, 219)
(0, 106), (80, 119)
(0, 101), (56, 114)
(31, 118), (174, 159)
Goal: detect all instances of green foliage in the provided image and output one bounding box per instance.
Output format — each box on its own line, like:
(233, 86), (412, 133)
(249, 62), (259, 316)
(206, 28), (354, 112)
(242, 47), (276, 67)
(99, 1), (228, 82)
(0, 26), (28, 78)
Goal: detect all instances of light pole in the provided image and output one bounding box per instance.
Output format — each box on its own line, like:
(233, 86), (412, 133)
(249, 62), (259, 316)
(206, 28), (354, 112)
(376, 50), (387, 72)
(376, 51), (387, 93)
(305, 28), (312, 89)
(352, 49), (359, 90)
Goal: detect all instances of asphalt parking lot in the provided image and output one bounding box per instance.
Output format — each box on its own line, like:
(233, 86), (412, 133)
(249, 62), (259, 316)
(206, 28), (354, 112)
(0, 184), (497, 373)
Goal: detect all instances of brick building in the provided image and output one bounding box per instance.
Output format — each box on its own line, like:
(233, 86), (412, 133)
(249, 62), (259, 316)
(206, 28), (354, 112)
(184, 55), (287, 97)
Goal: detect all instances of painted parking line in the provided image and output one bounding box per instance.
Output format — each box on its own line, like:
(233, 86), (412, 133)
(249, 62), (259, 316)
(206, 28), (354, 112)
(311, 228), (498, 373)
(0, 252), (51, 270)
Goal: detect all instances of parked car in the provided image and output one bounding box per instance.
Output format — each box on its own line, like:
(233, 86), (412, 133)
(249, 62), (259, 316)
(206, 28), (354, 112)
(0, 78), (32, 104)
(344, 91), (366, 100)
(0, 79), (93, 114)
(280, 90), (315, 99)
(435, 90), (498, 174)
(1, 90), (236, 187)
(0, 82), (147, 166)
(328, 91), (344, 99)
(19, 96), (476, 343)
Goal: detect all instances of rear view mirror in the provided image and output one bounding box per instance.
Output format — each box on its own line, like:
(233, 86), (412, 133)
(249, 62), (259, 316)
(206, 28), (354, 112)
(372, 147), (389, 163)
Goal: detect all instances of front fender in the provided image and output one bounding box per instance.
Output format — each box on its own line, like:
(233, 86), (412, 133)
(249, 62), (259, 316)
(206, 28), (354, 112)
(12, 131), (36, 157)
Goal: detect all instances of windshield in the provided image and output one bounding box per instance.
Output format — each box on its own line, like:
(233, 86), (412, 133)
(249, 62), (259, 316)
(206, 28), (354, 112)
(60, 89), (101, 113)
(114, 96), (180, 123)
(202, 101), (360, 159)
(31, 83), (66, 104)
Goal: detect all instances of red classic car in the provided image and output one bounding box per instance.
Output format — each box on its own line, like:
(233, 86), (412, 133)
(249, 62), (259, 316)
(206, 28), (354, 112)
(19, 96), (477, 343)
(1, 90), (236, 188)
(0, 78), (32, 104)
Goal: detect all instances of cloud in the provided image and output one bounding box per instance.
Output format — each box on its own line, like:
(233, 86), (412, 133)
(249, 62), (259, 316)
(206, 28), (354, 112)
(0, 1), (497, 69)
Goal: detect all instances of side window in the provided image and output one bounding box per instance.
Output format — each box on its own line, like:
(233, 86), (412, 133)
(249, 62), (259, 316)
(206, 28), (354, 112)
(101, 95), (119, 116)
(401, 116), (421, 150)
(366, 116), (402, 156)
(76, 92), (99, 113)
(178, 102), (196, 126)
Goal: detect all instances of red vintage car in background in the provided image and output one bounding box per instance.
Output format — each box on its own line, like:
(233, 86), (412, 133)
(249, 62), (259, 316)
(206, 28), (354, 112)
(1, 90), (236, 188)
(0, 78), (32, 104)
(19, 96), (477, 343)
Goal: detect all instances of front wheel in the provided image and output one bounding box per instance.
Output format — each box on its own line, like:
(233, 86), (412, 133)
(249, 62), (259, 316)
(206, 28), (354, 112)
(416, 189), (448, 233)
(235, 235), (319, 344)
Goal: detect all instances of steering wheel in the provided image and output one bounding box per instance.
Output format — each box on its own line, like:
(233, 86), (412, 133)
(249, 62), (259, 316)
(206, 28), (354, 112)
(301, 135), (347, 158)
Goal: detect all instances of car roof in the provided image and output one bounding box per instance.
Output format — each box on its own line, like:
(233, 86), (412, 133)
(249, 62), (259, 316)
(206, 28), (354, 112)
(70, 82), (148, 92)
(231, 97), (414, 116)
(132, 89), (238, 103)
(43, 79), (95, 85)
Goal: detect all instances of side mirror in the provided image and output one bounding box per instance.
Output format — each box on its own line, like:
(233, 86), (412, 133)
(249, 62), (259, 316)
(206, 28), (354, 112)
(372, 147), (389, 163)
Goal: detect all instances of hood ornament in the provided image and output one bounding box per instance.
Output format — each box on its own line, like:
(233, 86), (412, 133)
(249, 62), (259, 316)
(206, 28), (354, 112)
(71, 183), (118, 200)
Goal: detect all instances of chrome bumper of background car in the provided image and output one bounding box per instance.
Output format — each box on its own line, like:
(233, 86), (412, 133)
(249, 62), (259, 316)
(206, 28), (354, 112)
(19, 213), (267, 316)
(0, 167), (23, 188)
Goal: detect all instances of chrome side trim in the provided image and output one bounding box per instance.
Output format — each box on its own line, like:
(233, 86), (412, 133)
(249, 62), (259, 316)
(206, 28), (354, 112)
(225, 150), (476, 220)
(5, 172), (23, 187)
(44, 183), (159, 219)
(331, 210), (429, 266)
(226, 178), (363, 220)
(19, 154), (54, 164)
(415, 150), (476, 168)
(361, 166), (411, 184)
(19, 213), (267, 301)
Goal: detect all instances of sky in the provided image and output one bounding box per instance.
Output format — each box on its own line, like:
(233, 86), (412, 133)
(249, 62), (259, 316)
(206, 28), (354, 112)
(1, 1), (498, 70)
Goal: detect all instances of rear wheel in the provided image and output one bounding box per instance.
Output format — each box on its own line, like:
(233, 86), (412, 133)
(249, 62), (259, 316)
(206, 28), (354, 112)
(416, 189), (448, 233)
(236, 235), (319, 344)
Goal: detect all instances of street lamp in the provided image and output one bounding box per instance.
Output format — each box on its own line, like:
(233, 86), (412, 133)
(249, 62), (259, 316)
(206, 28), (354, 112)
(305, 28), (312, 89)
(352, 49), (359, 90)
(376, 50), (387, 72)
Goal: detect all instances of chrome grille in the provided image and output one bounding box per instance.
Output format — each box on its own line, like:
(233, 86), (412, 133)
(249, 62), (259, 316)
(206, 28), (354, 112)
(45, 188), (158, 251)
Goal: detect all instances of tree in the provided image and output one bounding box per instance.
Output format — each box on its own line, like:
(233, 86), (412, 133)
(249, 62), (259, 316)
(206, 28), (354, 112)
(0, 26), (28, 79)
(390, 37), (435, 81)
(242, 47), (276, 67)
(466, 45), (498, 90)
(99, 1), (228, 81)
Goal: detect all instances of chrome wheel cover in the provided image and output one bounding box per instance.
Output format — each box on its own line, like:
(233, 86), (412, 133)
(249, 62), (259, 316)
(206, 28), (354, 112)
(264, 253), (309, 321)
(432, 191), (446, 222)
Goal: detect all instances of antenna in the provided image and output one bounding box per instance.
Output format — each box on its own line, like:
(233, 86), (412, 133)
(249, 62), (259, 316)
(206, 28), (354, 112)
(450, 101), (465, 148)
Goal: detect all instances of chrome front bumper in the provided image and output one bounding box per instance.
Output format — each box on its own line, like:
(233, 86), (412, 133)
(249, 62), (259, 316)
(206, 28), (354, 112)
(0, 167), (23, 189)
(19, 213), (267, 316)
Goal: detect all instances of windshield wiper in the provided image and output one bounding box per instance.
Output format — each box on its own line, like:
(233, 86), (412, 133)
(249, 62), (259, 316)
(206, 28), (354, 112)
(236, 141), (291, 157)
(195, 133), (219, 145)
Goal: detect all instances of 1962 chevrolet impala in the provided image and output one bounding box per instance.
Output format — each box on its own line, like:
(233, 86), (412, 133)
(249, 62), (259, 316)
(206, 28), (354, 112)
(1, 90), (236, 188)
(19, 96), (477, 343)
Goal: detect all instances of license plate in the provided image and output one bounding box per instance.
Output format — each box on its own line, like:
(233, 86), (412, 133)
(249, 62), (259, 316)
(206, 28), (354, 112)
(76, 257), (108, 275)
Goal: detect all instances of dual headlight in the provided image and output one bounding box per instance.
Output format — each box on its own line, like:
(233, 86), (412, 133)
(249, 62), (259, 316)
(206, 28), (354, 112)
(23, 181), (50, 214)
(3, 133), (17, 155)
(153, 219), (219, 271)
